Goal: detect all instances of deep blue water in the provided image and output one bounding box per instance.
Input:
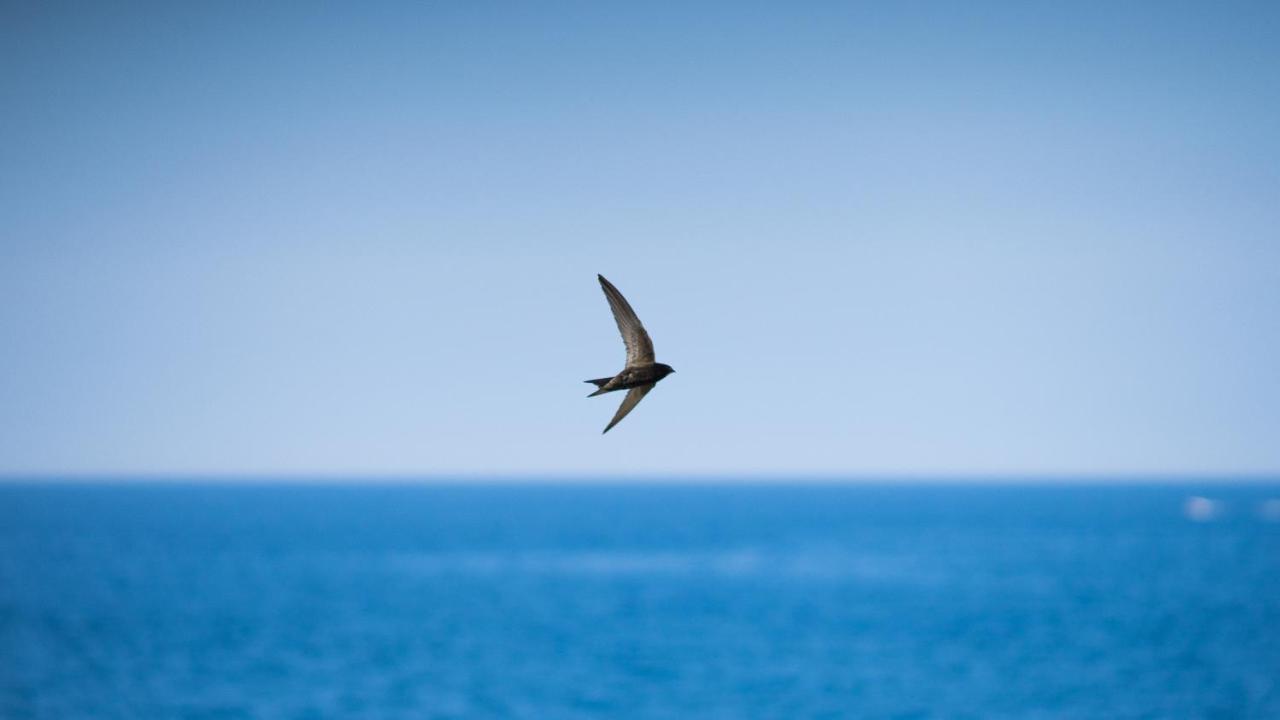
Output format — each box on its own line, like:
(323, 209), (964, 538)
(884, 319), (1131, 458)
(1, 482), (1278, 719)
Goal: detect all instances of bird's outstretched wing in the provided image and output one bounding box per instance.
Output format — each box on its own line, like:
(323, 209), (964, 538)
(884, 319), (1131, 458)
(598, 274), (654, 367)
(603, 383), (653, 434)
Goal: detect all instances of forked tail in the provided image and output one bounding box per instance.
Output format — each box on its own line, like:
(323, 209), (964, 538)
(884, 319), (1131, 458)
(585, 377), (613, 397)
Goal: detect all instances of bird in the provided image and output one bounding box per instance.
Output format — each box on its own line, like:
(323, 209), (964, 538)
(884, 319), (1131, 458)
(585, 274), (675, 433)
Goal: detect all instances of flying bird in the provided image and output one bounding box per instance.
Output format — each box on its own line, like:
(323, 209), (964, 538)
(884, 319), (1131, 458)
(585, 274), (675, 433)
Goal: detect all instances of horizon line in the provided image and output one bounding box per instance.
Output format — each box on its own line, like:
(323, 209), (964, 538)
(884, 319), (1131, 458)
(2, 471), (1278, 485)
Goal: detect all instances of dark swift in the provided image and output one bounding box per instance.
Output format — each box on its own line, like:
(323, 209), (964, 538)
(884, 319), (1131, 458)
(585, 274), (675, 433)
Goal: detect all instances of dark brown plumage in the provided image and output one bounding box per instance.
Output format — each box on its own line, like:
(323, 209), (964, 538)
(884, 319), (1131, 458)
(585, 274), (675, 433)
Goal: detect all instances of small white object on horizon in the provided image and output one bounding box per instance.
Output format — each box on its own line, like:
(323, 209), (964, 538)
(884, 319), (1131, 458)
(1183, 496), (1224, 522)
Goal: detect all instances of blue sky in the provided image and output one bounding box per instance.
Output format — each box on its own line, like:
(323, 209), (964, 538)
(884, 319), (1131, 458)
(2, 2), (1278, 477)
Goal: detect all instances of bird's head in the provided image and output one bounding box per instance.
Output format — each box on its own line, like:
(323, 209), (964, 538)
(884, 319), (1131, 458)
(655, 363), (676, 379)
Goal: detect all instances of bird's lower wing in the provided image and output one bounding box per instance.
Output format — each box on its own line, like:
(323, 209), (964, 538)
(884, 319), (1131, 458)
(603, 383), (654, 434)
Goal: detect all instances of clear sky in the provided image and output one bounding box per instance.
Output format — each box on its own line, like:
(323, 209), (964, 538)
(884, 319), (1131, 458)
(2, 2), (1278, 477)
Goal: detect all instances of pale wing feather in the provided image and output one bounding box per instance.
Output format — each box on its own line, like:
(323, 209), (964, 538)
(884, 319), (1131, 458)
(598, 275), (655, 367)
(602, 383), (653, 434)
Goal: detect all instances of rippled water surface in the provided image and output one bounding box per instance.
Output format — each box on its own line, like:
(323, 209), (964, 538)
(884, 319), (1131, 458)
(1, 482), (1278, 718)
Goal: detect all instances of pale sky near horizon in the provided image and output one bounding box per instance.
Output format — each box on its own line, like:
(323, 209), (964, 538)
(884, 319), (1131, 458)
(2, 2), (1278, 477)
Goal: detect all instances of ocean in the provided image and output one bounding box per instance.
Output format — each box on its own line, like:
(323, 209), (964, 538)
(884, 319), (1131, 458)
(1, 482), (1277, 719)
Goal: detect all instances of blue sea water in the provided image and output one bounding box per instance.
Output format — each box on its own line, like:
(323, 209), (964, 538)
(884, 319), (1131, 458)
(1, 482), (1278, 719)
